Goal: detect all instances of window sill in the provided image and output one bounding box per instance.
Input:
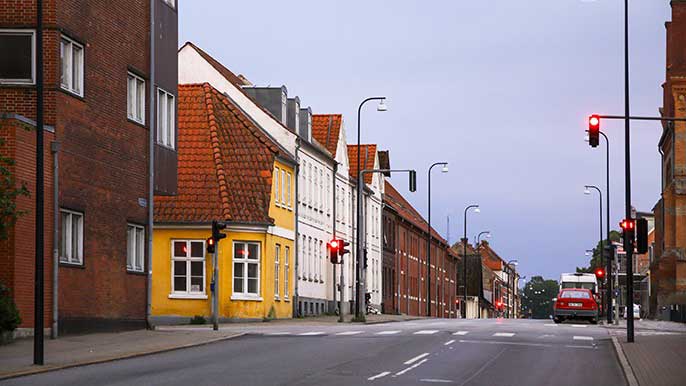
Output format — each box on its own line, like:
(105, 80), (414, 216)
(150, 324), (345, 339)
(60, 86), (85, 100)
(274, 296), (281, 301)
(59, 261), (85, 269)
(168, 294), (207, 300)
(126, 269), (146, 276)
(127, 117), (147, 129)
(231, 294), (263, 302)
(155, 142), (176, 151)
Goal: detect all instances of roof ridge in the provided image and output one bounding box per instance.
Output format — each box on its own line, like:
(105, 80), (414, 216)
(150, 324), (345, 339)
(202, 83), (232, 221)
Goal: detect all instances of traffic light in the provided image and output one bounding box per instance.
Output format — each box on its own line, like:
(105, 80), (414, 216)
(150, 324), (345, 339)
(328, 239), (340, 264)
(207, 220), (227, 254)
(409, 170), (417, 192)
(339, 240), (350, 258)
(619, 218), (635, 252)
(206, 237), (215, 254)
(595, 268), (605, 280)
(636, 218), (649, 254)
(588, 115), (600, 148)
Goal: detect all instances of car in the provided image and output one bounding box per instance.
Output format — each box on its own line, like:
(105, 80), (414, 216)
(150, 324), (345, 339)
(553, 288), (599, 324)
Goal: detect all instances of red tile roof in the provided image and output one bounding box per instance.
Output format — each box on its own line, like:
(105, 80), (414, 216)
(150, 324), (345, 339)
(383, 180), (448, 247)
(311, 114), (342, 157)
(155, 83), (287, 225)
(348, 144), (377, 184)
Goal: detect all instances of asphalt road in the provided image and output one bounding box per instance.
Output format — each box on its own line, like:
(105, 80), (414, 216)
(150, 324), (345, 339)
(0, 318), (626, 386)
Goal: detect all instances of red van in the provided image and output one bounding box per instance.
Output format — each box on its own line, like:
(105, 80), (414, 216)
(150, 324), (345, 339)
(553, 288), (599, 324)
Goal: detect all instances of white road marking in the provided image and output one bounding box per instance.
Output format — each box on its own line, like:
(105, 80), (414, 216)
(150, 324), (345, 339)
(571, 324), (588, 328)
(414, 330), (439, 335)
(565, 345), (596, 349)
(368, 371), (391, 381)
(493, 332), (515, 337)
(336, 331), (363, 336)
(376, 330), (401, 335)
(573, 336), (594, 341)
(420, 379), (453, 383)
(395, 358), (429, 376)
(444, 339), (455, 346)
(452, 331), (469, 336)
(266, 332), (291, 336)
(298, 331), (325, 336)
(404, 352), (430, 365)
(544, 324), (558, 327)
(539, 334), (556, 339)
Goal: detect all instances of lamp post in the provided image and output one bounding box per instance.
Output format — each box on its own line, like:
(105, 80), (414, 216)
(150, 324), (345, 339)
(427, 162), (448, 317)
(584, 185), (604, 317)
(355, 96), (386, 320)
(585, 130), (612, 323)
(507, 260), (519, 318)
(462, 204), (479, 318)
(476, 231), (491, 247)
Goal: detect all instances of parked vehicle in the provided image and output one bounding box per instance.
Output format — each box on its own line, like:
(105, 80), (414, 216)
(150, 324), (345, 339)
(553, 288), (599, 324)
(560, 273), (598, 294)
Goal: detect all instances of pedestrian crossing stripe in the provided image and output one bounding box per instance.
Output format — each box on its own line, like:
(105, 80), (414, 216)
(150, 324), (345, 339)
(572, 336), (593, 341)
(298, 331), (325, 336)
(493, 332), (515, 337)
(336, 331), (363, 336)
(453, 331), (469, 335)
(414, 330), (439, 335)
(376, 330), (401, 335)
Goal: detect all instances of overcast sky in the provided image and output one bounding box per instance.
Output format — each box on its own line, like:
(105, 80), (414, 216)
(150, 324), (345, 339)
(180, 0), (671, 281)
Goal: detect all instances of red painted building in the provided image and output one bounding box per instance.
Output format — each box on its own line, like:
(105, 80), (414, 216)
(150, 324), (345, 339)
(0, 0), (178, 335)
(382, 181), (458, 318)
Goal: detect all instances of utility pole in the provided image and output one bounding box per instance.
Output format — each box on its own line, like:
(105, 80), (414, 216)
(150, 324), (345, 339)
(623, 0), (635, 343)
(34, 0), (45, 366)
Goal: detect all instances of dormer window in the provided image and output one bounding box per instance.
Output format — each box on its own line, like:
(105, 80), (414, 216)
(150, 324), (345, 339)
(281, 90), (287, 124)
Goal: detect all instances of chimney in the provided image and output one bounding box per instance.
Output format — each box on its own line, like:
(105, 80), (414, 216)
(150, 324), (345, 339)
(299, 107), (312, 141)
(286, 97), (300, 134)
(241, 85), (288, 125)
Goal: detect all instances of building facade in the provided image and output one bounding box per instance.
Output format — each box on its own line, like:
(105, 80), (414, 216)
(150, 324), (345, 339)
(0, 0), (178, 335)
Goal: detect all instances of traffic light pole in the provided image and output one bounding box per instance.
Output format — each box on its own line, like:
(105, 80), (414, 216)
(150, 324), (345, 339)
(211, 246), (219, 331)
(623, 0), (635, 343)
(599, 131), (612, 324)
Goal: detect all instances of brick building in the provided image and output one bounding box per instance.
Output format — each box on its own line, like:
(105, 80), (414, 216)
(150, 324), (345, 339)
(0, 0), (178, 335)
(382, 180), (457, 318)
(652, 0), (686, 320)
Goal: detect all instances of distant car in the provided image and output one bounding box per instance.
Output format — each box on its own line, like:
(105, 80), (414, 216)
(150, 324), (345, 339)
(623, 304), (641, 320)
(553, 288), (598, 324)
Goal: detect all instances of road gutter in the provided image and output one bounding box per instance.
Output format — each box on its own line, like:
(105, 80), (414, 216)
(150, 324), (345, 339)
(0, 333), (245, 381)
(611, 336), (639, 386)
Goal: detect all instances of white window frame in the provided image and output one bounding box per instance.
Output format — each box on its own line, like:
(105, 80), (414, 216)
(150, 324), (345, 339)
(156, 88), (176, 149)
(274, 166), (281, 207)
(60, 35), (84, 97)
(127, 72), (145, 124)
(0, 29), (35, 84)
(170, 239), (207, 299)
(286, 172), (292, 209)
(232, 241), (262, 300)
(275, 244), (281, 299)
(126, 223), (145, 272)
(281, 169), (287, 206)
(284, 246), (290, 299)
(59, 209), (84, 265)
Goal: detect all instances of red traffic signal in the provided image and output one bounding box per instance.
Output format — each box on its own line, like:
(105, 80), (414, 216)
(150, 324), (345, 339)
(206, 237), (215, 254)
(620, 218), (636, 252)
(619, 219), (635, 231)
(588, 115), (600, 148)
(595, 268), (605, 279)
(328, 239), (340, 264)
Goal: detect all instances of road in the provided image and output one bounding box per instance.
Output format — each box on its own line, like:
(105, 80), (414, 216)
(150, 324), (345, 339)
(0, 318), (625, 386)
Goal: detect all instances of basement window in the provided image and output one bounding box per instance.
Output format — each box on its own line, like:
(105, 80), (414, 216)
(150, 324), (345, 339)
(0, 30), (35, 84)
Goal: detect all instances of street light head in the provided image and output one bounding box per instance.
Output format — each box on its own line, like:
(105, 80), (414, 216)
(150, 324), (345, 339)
(441, 164), (449, 173)
(584, 188), (591, 195)
(486, 233), (492, 238)
(474, 207), (481, 213)
(377, 99), (387, 112)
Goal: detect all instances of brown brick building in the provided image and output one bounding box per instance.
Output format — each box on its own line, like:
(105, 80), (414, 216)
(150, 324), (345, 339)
(652, 0), (686, 320)
(382, 181), (458, 318)
(0, 0), (178, 335)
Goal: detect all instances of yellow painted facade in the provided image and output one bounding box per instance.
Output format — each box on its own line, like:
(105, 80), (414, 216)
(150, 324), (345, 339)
(152, 160), (296, 321)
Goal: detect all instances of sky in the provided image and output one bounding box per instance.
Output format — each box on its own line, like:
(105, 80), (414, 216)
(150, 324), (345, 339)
(179, 0), (672, 281)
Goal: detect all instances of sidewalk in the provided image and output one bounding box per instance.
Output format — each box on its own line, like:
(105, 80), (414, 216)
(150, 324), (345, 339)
(604, 318), (686, 333)
(0, 329), (242, 380)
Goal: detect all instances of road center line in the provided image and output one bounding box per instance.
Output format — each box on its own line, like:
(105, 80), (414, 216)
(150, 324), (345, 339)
(298, 331), (324, 336)
(376, 330), (401, 335)
(444, 339), (456, 346)
(336, 331), (363, 336)
(453, 331), (469, 335)
(493, 332), (515, 337)
(396, 358), (428, 376)
(414, 330), (439, 335)
(368, 371), (391, 381)
(420, 379), (454, 383)
(573, 336), (594, 341)
(404, 352), (430, 365)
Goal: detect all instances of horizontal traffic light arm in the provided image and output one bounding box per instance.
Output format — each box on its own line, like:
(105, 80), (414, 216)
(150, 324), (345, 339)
(360, 169), (419, 192)
(597, 115), (686, 122)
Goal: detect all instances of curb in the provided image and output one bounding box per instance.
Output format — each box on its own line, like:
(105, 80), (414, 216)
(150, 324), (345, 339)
(0, 332), (245, 381)
(611, 336), (639, 386)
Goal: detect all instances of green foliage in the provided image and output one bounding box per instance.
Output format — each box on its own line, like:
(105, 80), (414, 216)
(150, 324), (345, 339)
(576, 230), (621, 273)
(0, 282), (21, 333)
(0, 137), (30, 240)
(189, 315), (206, 325)
(520, 276), (559, 319)
(264, 305), (277, 321)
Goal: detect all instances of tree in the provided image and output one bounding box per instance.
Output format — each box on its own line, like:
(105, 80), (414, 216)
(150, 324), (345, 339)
(576, 230), (621, 273)
(0, 137), (29, 240)
(520, 276), (559, 319)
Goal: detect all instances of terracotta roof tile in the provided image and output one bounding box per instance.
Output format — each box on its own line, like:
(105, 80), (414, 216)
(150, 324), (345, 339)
(348, 144), (377, 184)
(383, 180), (448, 246)
(155, 83), (283, 225)
(311, 114), (342, 157)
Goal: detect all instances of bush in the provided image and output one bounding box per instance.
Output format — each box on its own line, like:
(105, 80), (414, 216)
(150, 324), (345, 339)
(189, 315), (206, 325)
(0, 283), (21, 333)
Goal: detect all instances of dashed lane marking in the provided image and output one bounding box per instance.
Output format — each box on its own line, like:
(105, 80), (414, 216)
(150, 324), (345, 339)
(368, 371), (391, 381)
(571, 324), (588, 328)
(404, 352), (430, 365)
(544, 324), (558, 327)
(265, 332), (291, 336)
(376, 330), (401, 335)
(395, 358), (429, 376)
(414, 330), (439, 335)
(452, 331), (469, 336)
(493, 332), (515, 337)
(298, 331), (325, 336)
(336, 331), (363, 336)
(444, 340), (455, 346)
(573, 336), (594, 341)
(420, 379), (453, 383)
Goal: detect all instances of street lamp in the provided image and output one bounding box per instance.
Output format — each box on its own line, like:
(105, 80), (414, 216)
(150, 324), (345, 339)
(462, 204), (479, 318)
(355, 96), (386, 320)
(584, 184), (604, 319)
(476, 231), (491, 246)
(507, 259), (519, 318)
(427, 162), (448, 317)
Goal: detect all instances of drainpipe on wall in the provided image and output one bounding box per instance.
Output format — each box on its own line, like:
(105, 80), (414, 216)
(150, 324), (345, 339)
(293, 139), (301, 317)
(50, 141), (60, 339)
(146, 0), (156, 329)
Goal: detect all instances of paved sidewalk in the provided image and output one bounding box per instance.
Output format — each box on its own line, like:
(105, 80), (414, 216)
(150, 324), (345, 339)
(604, 318), (686, 333)
(0, 329), (242, 380)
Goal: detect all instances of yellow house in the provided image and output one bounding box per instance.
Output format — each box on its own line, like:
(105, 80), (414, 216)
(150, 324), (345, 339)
(151, 83), (296, 323)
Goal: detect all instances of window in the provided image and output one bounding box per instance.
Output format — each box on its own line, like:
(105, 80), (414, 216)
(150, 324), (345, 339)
(0, 30), (35, 84)
(281, 169), (287, 206)
(171, 240), (205, 296)
(156, 88), (175, 148)
(274, 167), (280, 206)
(233, 241), (261, 297)
(275, 244), (280, 299)
(127, 224), (145, 272)
(60, 35), (84, 96)
(59, 209), (83, 265)
(284, 246), (290, 299)
(127, 72), (145, 124)
(286, 172), (292, 207)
